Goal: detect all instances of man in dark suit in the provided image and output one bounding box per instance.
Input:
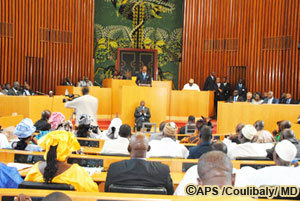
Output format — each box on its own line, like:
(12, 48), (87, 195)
(234, 79), (247, 99)
(220, 77), (231, 101)
(22, 83), (34, 96)
(134, 100), (151, 131)
(7, 81), (22, 96)
(187, 125), (213, 159)
(62, 77), (73, 86)
(105, 133), (174, 195)
(203, 72), (217, 91)
(263, 91), (279, 104)
(226, 90), (244, 102)
(135, 66), (152, 86)
(178, 115), (196, 134)
(283, 93), (298, 104)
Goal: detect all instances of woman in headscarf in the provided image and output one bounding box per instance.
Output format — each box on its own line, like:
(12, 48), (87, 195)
(24, 130), (98, 192)
(75, 114), (99, 138)
(49, 112), (73, 132)
(12, 118), (43, 152)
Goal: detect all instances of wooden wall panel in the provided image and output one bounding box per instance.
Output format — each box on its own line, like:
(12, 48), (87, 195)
(181, 0), (300, 100)
(0, 0), (94, 94)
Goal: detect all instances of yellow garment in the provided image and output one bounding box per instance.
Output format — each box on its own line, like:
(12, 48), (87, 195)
(25, 162), (98, 192)
(38, 130), (80, 161)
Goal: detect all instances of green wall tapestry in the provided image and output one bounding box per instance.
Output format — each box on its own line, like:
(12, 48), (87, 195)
(94, 0), (183, 89)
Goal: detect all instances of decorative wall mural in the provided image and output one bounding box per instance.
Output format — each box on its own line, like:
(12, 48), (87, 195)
(94, 0), (183, 88)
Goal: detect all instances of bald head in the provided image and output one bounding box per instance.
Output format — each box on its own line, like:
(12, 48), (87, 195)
(254, 120), (264, 131)
(42, 192), (72, 201)
(128, 133), (150, 158)
(280, 129), (296, 141)
(197, 151), (234, 187)
(41, 110), (51, 120)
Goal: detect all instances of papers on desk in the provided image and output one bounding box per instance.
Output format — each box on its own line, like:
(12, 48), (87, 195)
(7, 163), (33, 171)
(83, 167), (103, 176)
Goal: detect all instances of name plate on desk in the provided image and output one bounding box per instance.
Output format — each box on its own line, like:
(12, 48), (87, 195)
(14, 154), (44, 164)
(67, 157), (103, 168)
(77, 139), (100, 148)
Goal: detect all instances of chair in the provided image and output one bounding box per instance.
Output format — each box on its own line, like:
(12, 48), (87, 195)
(108, 184), (167, 195)
(19, 181), (75, 191)
(142, 122), (156, 133)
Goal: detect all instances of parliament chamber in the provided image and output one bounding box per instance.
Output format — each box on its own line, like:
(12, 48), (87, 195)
(1, 0), (300, 200)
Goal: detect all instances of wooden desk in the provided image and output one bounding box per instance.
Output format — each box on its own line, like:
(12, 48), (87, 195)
(217, 102), (300, 137)
(170, 90), (215, 121)
(0, 115), (23, 128)
(0, 96), (53, 123)
(291, 123), (300, 139)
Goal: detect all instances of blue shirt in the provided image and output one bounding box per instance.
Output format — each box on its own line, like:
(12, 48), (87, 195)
(187, 141), (212, 159)
(0, 162), (23, 188)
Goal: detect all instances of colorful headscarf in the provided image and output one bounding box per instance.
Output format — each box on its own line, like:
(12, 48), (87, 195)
(49, 112), (66, 130)
(38, 130), (80, 161)
(13, 118), (36, 138)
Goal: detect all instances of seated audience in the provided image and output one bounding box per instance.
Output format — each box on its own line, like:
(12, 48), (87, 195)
(187, 125), (212, 159)
(226, 90), (244, 102)
(245, 92), (253, 102)
(178, 115), (196, 134)
(105, 133), (174, 194)
(149, 121), (166, 141)
(298, 115), (300, 124)
(252, 93), (264, 104)
(148, 122), (189, 158)
(75, 114), (99, 138)
(12, 118), (42, 152)
(182, 78), (200, 91)
(279, 92), (286, 103)
(0, 85), (4, 95)
(211, 141), (228, 154)
(253, 120), (264, 131)
(7, 81), (22, 96)
(25, 130), (98, 192)
(100, 124), (131, 156)
(180, 117), (213, 144)
(272, 120), (291, 141)
(0, 162), (23, 188)
(284, 93), (298, 104)
(104, 117), (123, 139)
(174, 151), (234, 195)
(62, 77), (73, 86)
(228, 123), (245, 144)
(236, 140), (300, 187)
(22, 83), (34, 96)
(134, 100), (151, 132)
(224, 124), (273, 159)
(279, 129), (300, 158)
(4, 83), (11, 94)
(34, 110), (51, 132)
(263, 91), (279, 104)
(77, 76), (93, 87)
(252, 130), (274, 143)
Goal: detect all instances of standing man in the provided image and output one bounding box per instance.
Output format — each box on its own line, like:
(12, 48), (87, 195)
(136, 66), (152, 86)
(134, 100), (151, 131)
(220, 77), (231, 101)
(234, 79), (247, 99)
(203, 72), (217, 91)
(65, 87), (98, 126)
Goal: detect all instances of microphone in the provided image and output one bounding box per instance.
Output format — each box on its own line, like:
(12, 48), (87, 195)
(35, 91), (46, 95)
